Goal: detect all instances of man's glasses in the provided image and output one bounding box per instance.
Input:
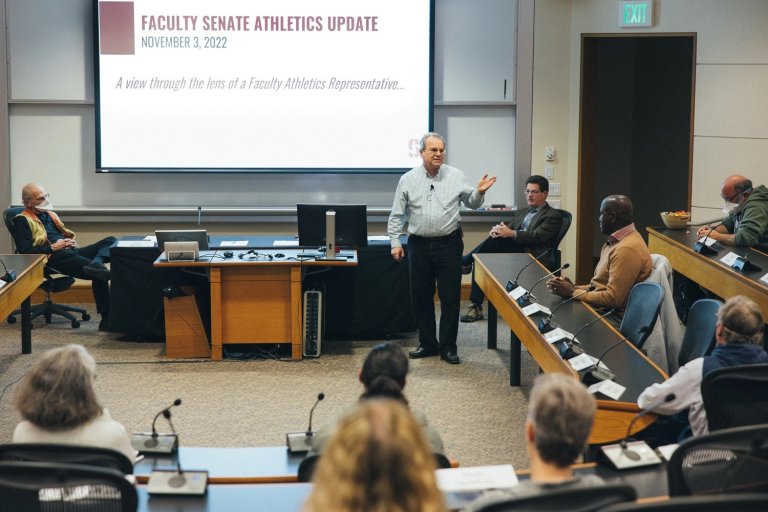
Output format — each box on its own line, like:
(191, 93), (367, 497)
(524, 189), (542, 195)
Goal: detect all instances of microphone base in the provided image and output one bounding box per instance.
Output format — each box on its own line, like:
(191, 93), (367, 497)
(505, 280), (519, 292)
(582, 366), (616, 385)
(131, 433), (178, 454)
(600, 441), (661, 470)
(694, 242), (718, 256)
(538, 318), (556, 334)
(147, 469), (209, 496)
(516, 295), (532, 307)
(732, 257), (761, 273)
(286, 431), (316, 454)
(558, 341), (583, 359)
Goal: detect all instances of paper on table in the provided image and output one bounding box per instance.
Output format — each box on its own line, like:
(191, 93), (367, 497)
(543, 327), (573, 344)
(218, 240), (248, 247)
(435, 465), (518, 492)
(760, 273), (768, 285)
(568, 353), (609, 372)
(508, 287), (528, 300)
(522, 303), (551, 317)
(656, 443), (679, 461)
(587, 379), (626, 400)
(696, 236), (717, 247)
(273, 240), (299, 247)
(720, 252), (740, 266)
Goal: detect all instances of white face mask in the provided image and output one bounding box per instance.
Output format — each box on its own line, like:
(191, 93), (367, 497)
(722, 200), (740, 214)
(35, 198), (54, 211)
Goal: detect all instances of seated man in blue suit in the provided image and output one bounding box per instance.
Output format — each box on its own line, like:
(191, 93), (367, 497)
(461, 175), (563, 322)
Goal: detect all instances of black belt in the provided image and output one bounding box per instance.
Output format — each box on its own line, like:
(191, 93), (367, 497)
(409, 229), (462, 242)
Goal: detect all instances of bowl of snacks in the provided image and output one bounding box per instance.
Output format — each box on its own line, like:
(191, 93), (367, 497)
(660, 210), (691, 229)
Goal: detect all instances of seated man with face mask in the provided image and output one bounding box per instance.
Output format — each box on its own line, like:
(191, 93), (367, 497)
(696, 175), (768, 251)
(9, 183), (116, 330)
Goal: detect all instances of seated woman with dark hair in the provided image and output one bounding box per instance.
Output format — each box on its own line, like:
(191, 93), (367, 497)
(303, 399), (447, 512)
(310, 341), (444, 455)
(13, 344), (137, 462)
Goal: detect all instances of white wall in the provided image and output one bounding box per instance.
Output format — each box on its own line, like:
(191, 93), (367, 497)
(532, 0), (768, 280)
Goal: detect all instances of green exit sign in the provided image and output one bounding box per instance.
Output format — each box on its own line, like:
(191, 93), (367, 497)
(619, 0), (653, 28)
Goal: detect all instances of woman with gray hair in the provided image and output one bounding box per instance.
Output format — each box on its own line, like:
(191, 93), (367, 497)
(13, 344), (137, 461)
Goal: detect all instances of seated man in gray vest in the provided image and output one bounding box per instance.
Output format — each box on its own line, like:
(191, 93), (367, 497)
(461, 175), (562, 322)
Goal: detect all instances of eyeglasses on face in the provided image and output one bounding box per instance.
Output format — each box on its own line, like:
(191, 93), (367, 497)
(524, 189), (542, 195)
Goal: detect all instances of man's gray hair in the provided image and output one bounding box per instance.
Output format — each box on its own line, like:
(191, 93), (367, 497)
(718, 295), (764, 345)
(419, 132), (445, 152)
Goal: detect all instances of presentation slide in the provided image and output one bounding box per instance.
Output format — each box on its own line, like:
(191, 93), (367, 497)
(95, 0), (433, 172)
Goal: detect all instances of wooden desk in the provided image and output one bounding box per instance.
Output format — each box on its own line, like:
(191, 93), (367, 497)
(647, 227), (768, 318)
(0, 254), (45, 354)
(473, 253), (667, 444)
(154, 249), (357, 360)
(134, 446), (305, 484)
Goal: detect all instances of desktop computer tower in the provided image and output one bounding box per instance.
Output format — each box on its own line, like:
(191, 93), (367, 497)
(303, 290), (323, 357)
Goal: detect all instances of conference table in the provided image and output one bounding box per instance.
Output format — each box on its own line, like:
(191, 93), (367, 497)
(472, 253), (668, 444)
(153, 249), (357, 360)
(0, 254), (45, 354)
(133, 447), (669, 511)
(647, 227), (768, 318)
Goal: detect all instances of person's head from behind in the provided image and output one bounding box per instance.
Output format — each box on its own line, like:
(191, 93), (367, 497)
(527, 373), (596, 469)
(716, 295), (764, 346)
(359, 342), (409, 403)
(524, 175), (550, 209)
(15, 344), (102, 431)
(304, 399), (446, 512)
(598, 194), (634, 236)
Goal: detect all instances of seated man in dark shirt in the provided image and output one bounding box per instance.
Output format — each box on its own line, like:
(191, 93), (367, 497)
(10, 183), (116, 330)
(461, 175), (563, 322)
(463, 373), (601, 511)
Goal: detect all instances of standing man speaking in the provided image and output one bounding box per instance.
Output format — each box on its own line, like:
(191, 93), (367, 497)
(388, 133), (496, 364)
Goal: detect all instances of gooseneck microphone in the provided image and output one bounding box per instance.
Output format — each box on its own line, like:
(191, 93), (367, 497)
(0, 258), (16, 283)
(620, 393), (676, 460)
(306, 392), (325, 435)
(519, 263), (570, 304)
(506, 248), (551, 291)
(558, 308), (616, 360)
(151, 399), (182, 439)
(581, 327), (649, 385)
(695, 221), (722, 255)
(287, 392), (327, 453)
(732, 231), (762, 272)
(538, 284), (596, 333)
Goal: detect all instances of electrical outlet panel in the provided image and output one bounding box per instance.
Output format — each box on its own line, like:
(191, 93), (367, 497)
(549, 199), (561, 209)
(545, 166), (554, 178)
(550, 183), (561, 196)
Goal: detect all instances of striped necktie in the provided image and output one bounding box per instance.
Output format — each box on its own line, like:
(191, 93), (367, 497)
(520, 208), (538, 231)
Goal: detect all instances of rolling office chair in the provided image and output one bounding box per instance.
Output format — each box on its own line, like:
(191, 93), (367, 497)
(0, 444), (134, 475)
(3, 206), (90, 329)
(599, 494), (768, 512)
(701, 364), (768, 431)
(619, 282), (663, 349)
(471, 482), (636, 512)
(676, 298), (722, 368)
(666, 423), (768, 496)
(548, 209), (572, 273)
(0, 461), (137, 512)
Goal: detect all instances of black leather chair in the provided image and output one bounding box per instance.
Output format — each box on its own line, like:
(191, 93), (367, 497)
(701, 364), (768, 431)
(471, 482), (636, 512)
(619, 282), (663, 349)
(666, 423), (768, 496)
(677, 298), (722, 368)
(3, 206), (90, 328)
(0, 461), (137, 512)
(599, 494), (768, 512)
(548, 209), (572, 273)
(0, 443), (134, 475)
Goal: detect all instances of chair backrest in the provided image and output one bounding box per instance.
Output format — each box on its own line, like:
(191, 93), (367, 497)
(677, 299), (722, 368)
(666, 423), (768, 496)
(473, 482), (636, 512)
(548, 209), (572, 272)
(619, 282), (663, 349)
(701, 364), (768, 431)
(599, 493), (768, 512)
(0, 443), (134, 475)
(0, 460), (138, 512)
(3, 206), (24, 238)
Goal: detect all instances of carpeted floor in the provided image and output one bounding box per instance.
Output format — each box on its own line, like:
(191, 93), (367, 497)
(0, 302), (540, 469)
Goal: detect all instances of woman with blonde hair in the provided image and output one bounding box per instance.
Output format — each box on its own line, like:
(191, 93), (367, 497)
(304, 398), (447, 512)
(13, 344), (137, 461)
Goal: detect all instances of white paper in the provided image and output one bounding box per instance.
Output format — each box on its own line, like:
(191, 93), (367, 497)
(656, 443), (679, 461)
(0, 280), (6, 289)
(543, 327), (573, 344)
(720, 252), (740, 266)
(601, 441), (661, 468)
(568, 353), (595, 371)
(696, 236), (717, 247)
(588, 379), (626, 400)
(435, 465), (518, 492)
(218, 240), (248, 247)
(116, 240), (155, 248)
(522, 303), (551, 317)
(273, 240), (299, 247)
(508, 286), (528, 300)
(368, 235), (390, 241)
(760, 273), (768, 285)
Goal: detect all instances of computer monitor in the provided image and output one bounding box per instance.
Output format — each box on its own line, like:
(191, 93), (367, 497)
(297, 204), (368, 249)
(155, 229), (210, 252)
